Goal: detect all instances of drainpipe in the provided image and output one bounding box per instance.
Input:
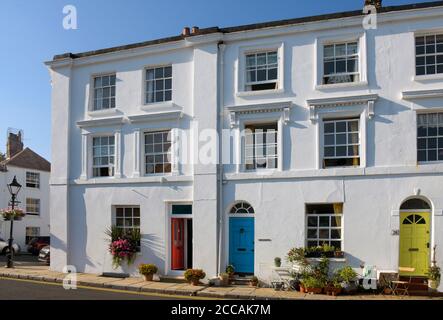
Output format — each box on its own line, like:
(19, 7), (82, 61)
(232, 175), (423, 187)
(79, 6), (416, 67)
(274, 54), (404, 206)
(216, 41), (226, 277)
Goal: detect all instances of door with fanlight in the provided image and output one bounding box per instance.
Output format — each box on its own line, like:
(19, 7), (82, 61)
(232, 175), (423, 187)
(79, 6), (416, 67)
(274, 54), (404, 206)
(399, 212), (430, 276)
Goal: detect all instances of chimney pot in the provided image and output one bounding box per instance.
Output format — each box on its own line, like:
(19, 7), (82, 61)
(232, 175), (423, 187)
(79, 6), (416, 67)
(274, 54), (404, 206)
(191, 26), (200, 35)
(182, 27), (190, 37)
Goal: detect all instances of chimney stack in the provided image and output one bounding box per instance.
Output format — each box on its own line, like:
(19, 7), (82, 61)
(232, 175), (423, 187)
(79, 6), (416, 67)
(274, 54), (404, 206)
(364, 0), (382, 9)
(182, 27), (190, 37)
(6, 130), (23, 159)
(191, 26), (200, 35)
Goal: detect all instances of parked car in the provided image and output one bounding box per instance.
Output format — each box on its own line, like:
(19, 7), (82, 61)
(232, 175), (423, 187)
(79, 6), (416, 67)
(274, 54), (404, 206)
(38, 246), (50, 265)
(0, 238), (21, 255)
(27, 236), (50, 255)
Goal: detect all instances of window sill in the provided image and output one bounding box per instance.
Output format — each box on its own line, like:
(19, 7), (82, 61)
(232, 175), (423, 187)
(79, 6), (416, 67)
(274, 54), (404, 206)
(141, 101), (175, 111)
(306, 257), (347, 263)
(87, 108), (120, 118)
(73, 175), (192, 185)
(413, 74), (443, 82)
(315, 81), (368, 91)
(236, 88), (285, 97)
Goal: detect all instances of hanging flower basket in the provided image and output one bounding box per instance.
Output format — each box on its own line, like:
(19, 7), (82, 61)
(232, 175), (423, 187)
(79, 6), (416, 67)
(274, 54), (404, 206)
(109, 238), (137, 268)
(1, 208), (25, 221)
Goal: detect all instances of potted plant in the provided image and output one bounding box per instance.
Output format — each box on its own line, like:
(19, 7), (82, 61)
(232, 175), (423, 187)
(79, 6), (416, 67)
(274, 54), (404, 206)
(219, 273), (230, 286)
(250, 276), (259, 287)
(1, 208), (25, 221)
(427, 265), (441, 291)
(287, 247), (308, 268)
(274, 257), (282, 267)
(325, 274), (343, 296)
(337, 266), (358, 293)
(105, 226), (139, 268)
(301, 276), (325, 294)
(226, 265), (235, 279)
(184, 269), (206, 286)
(138, 263), (158, 281)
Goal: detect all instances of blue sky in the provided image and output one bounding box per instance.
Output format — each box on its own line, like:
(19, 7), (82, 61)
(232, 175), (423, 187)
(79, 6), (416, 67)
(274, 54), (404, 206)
(0, 0), (434, 160)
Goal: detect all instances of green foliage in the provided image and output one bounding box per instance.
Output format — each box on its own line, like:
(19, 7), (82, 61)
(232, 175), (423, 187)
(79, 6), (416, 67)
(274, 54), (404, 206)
(301, 276), (326, 289)
(274, 257), (282, 267)
(225, 264), (235, 274)
(184, 269), (206, 282)
(138, 264), (158, 275)
(105, 225), (124, 242)
(336, 266), (358, 283)
(286, 247), (307, 265)
(427, 265), (441, 282)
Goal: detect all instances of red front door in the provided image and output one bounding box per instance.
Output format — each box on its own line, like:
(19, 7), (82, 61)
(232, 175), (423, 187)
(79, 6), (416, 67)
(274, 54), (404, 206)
(171, 218), (185, 270)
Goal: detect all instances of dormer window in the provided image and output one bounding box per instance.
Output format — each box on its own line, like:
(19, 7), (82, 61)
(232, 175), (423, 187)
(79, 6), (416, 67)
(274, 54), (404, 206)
(245, 51), (278, 91)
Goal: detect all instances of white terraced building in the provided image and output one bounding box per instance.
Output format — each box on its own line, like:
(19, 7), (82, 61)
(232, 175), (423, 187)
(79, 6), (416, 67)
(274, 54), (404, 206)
(47, 0), (443, 291)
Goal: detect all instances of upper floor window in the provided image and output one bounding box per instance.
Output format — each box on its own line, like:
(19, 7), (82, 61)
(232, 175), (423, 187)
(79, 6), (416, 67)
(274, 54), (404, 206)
(26, 172), (40, 188)
(323, 118), (360, 168)
(93, 74), (116, 110)
(416, 34), (443, 76)
(92, 136), (115, 177)
(26, 198), (40, 216)
(306, 203), (343, 250)
(245, 51), (278, 91)
(323, 41), (359, 85)
(245, 123), (278, 170)
(145, 66), (172, 104)
(417, 112), (443, 162)
(144, 131), (171, 175)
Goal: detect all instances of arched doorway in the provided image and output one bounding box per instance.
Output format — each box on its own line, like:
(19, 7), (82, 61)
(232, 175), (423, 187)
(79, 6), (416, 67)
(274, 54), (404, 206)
(399, 198), (431, 276)
(228, 202), (255, 275)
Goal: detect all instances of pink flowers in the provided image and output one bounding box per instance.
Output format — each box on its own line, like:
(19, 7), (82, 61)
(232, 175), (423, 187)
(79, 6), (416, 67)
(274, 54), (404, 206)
(1, 208), (25, 221)
(109, 238), (137, 268)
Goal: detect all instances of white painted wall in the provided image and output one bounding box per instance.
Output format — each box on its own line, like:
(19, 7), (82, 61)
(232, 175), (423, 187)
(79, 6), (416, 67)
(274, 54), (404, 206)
(0, 166), (50, 250)
(47, 5), (443, 291)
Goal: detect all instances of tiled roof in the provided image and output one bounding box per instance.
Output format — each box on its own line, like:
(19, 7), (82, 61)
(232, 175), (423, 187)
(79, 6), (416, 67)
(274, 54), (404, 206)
(0, 148), (51, 172)
(51, 1), (443, 61)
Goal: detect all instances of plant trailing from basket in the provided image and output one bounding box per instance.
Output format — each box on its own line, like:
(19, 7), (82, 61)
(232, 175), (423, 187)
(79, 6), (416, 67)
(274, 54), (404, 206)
(1, 207), (25, 221)
(184, 269), (206, 285)
(106, 225), (140, 268)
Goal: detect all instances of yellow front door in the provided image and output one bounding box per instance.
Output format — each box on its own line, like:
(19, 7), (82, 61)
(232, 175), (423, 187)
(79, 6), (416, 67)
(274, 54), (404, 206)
(399, 212), (430, 276)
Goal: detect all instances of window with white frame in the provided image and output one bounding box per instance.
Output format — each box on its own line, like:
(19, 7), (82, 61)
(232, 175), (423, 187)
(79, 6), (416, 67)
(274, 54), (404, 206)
(323, 41), (359, 84)
(26, 198), (40, 216)
(145, 66), (172, 104)
(415, 34), (443, 76)
(417, 112), (443, 162)
(323, 118), (360, 168)
(92, 136), (115, 177)
(26, 172), (40, 188)
(244, 123), (278, 170)
(115, 206), (140, 251)
(245, 51), (278, 91)
(25, 227), (40, 245)
(93, 74), (116, 110)
(306, 203), (343, 250)
(144, 130), (172, 174)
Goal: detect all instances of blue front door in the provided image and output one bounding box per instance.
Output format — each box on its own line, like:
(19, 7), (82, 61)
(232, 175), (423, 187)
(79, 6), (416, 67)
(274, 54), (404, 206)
(229, 217), (254, 274)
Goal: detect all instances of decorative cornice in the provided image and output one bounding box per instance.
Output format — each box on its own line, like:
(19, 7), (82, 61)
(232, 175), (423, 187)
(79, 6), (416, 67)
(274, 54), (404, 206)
(76, 116), (125, 128)
(128, 110), (183, 124)
(307, 93), (378, 122)
(402, 89), (443, 100)
(226, 101), (292, 128)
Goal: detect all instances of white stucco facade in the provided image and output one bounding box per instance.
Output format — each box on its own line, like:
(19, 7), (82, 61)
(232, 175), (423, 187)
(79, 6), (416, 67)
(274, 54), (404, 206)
(0, 166), (50, 250)
(47, 3), (443, 291)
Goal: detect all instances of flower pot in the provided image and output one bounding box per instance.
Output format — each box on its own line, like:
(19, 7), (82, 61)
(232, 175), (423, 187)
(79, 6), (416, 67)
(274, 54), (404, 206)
(250, 281), (259, 287)
(191, 279), (200, 286)
(306, 287), (323, 294)
(326, 287), (342, 296)
(334, 251), (344, 258)
(299, 285), (306, 293)
(143, 274), (154, 281)
(428, 279), (440, 290)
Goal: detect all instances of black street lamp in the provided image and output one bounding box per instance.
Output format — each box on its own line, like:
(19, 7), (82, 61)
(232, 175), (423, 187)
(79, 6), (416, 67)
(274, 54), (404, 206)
(6, 176), (22, 268)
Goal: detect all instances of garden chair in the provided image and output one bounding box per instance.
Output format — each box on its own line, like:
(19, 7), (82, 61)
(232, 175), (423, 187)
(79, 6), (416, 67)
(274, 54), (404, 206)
(391, 267), (415, 296)
(271, 267), (294, 291)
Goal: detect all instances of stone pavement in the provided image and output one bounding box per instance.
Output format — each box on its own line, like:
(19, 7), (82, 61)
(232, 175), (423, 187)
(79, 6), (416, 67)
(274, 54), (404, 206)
(0, 265), (441, 300)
